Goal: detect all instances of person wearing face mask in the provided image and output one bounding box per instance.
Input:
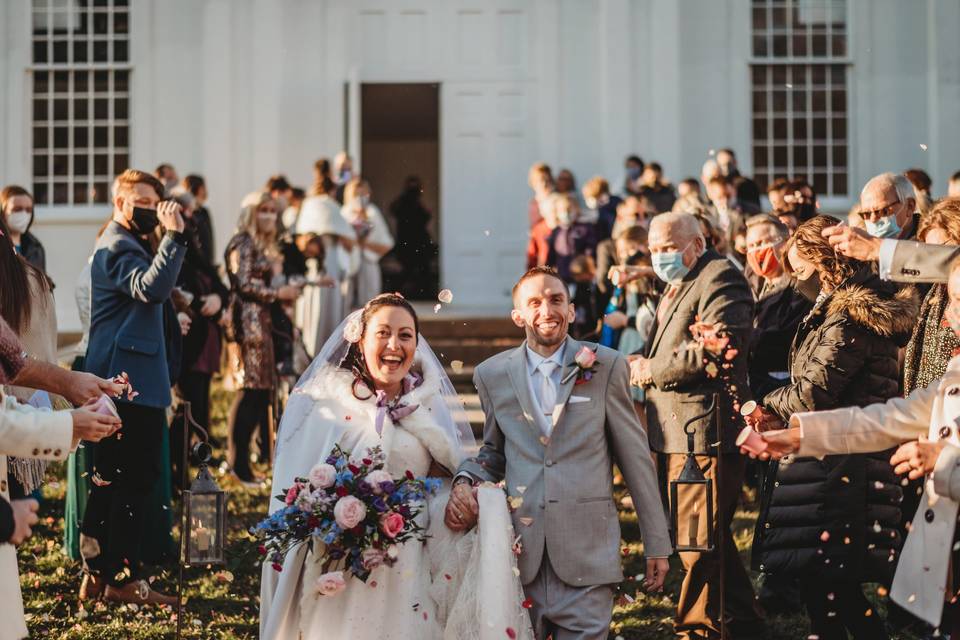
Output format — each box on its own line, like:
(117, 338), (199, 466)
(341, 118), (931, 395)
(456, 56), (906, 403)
(527, 162), (554, 229)
(0, 186), (46, 273)
(749, 256), (960, 639)
(595, 196), (650, 314)
(80, 169), (188, 606)
(545, 193), (596, 284)
(749, 215), (919, 640)
(623, 154), (644, 196)
(224, 192), (302, 485)
(629, 211), (763, 640)
(744, 215), (812, 401)
(860, 172), (919, 242)
(340, 177), (394, 309)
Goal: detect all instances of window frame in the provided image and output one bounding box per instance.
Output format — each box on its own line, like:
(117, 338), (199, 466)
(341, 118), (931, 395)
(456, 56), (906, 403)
(28, 0), (132, 219)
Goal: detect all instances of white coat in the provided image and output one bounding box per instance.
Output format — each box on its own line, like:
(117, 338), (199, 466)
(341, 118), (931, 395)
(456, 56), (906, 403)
(0, 393), (73, 640)
(795, 354), (960, 626)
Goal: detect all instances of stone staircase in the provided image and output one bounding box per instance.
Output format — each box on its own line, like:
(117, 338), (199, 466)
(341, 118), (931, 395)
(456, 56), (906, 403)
(418, 314), (524, 433)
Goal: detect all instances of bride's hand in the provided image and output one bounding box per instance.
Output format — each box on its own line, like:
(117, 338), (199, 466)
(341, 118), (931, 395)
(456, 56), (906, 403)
(444, 481), (478, 532)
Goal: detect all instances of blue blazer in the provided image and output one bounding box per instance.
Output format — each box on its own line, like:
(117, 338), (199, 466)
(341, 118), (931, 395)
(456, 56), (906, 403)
(84, 221), (187, 408)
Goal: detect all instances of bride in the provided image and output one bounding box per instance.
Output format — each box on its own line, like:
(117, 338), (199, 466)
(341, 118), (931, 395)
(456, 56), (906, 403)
(260, 294), (534, 640)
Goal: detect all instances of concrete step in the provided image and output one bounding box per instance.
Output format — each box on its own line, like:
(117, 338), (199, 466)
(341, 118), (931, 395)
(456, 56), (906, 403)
(419, 316), (523, 341)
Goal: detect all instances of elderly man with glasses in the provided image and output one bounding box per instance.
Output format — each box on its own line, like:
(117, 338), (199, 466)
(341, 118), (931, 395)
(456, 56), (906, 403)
(859, 172), (919, 241)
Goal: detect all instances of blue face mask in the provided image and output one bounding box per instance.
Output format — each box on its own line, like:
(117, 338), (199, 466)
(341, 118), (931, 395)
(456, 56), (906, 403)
(864, 214), (901, 239)
(652, 243), (693, 284)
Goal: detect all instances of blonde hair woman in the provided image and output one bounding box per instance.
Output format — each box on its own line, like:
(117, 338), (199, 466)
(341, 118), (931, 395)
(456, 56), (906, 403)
(224, 191), (301, 484)
(341, 177), (394, 309)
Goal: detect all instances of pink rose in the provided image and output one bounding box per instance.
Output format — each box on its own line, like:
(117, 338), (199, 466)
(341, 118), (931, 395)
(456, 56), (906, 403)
(285, 483), (302, 506)
(315, 570), (346, 596)
(361, 548), (385, 571)
(309, 463), (337, 489)
(365, 469), (393, 494)
(574, 346), (597, 369)
(333, 496), (368, 529)
(379, 511), (405, 539)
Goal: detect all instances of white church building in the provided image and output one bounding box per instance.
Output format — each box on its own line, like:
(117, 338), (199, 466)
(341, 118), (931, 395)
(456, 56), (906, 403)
(2, 0), (959, 332)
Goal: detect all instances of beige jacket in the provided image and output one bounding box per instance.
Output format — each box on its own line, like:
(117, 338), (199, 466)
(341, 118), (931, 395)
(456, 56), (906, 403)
(0, 393), (73, 640)
(795, 354), (960, 625)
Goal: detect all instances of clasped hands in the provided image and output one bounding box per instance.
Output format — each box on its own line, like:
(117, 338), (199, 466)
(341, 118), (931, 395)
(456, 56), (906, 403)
(444, 480), (479, 531)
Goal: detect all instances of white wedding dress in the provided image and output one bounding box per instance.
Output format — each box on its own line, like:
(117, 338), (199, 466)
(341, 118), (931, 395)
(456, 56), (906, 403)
(260, 318), (534, 640)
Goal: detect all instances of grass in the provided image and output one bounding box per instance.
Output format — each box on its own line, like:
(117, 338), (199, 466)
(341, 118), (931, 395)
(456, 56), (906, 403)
(18, 382), (925, 639)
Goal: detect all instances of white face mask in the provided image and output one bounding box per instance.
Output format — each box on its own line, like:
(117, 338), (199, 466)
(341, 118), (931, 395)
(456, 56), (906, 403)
(6, 211), (31, 234)
(357, 195), (370, 208)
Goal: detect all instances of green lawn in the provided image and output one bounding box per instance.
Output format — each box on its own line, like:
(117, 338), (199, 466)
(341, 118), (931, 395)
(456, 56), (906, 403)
(17, 383), (924, 639)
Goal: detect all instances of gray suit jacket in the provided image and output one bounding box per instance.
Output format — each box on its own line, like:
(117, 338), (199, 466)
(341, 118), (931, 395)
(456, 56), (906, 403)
(643, 249), (754, 454)
(890, 240), (959, 283)
(457, 339), (672, 587)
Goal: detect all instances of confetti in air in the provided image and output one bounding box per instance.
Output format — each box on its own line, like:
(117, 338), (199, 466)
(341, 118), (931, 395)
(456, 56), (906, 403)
(920, 143), (928, 151)
(438, 289), (454, 304)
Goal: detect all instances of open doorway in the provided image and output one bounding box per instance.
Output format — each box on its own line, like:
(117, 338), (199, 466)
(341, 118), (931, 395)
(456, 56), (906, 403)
(360, 83), (440, 300)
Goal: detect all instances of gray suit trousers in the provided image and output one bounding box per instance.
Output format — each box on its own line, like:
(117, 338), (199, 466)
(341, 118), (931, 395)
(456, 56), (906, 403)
(524, 550), (614, 640)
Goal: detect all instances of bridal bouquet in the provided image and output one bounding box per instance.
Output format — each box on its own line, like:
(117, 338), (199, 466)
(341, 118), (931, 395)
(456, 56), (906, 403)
(252, 445), (441, 594)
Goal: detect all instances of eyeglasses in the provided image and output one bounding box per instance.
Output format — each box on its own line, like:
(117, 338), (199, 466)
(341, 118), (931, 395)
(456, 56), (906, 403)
(861, 200), (900, 221)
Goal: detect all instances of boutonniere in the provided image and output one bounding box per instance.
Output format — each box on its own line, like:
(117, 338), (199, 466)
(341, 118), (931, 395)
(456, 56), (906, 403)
(562, 345), (599, 386)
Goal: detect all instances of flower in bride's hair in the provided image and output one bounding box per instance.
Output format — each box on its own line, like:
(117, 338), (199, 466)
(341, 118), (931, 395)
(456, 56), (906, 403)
(315, 571), (346, 596)
(343, 317), (363, 344)
(309, 463), (337, 489)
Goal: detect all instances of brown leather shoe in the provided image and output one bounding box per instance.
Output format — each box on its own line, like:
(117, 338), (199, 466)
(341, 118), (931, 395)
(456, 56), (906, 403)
(79, 573), (105, 601)
(104, 580), (178, 607)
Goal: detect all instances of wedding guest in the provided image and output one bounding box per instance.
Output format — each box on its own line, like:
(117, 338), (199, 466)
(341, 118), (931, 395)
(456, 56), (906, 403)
(527, 187), (558, 270)
(904, 168), (933, 215)
(716, 148), (761, 212)
(754, 215), (917, 640)
(154, 163), (179, 193)
(527, 162), (554, 229)
(705, 176), (746, 260)
(568, 254), (599, 339)
(582, 176), (622, 242)
(676, 178), (701, 201)
(388, 175), (439, 299)
(623, 154), (644, 196)
(182, 174), (215, 265)
(860, 172), (919, 240)
(1, 186), (46, 273)
(752, 256), (960, 638)
(630, 212), (763, 639)
(333, 151), (353, 203)
(281, 186), (306, 230)
(949, 170), (960, 198)
(169, 189), (229, 489)
(766, 177), (789, 212)
(265, 174), (293, 211)
(545, 193), (596, 283)
(0, 211), (58, 500)
(0, 315), (121, 640)
(341, 176), (394, 308)
(638, 162), (676, 213)
(603, 225), (658, 358)
(555, 167), (577, 195)
(297, 171), (354, 353)
(80, 168), (186, 606)
(225, 191), (301, 484)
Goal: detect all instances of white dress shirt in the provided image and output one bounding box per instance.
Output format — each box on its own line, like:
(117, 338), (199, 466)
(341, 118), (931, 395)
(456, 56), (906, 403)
(525, 339), (567, 434)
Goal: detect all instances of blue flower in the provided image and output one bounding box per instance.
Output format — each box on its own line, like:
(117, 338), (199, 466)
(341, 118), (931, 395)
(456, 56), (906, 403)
(336, 470), (354, 484)
(371, 496), (388, 513)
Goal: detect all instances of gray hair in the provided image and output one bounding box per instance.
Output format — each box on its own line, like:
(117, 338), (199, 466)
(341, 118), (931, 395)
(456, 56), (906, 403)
(862, 172), (916, 208)
(650, 211), (705, 246)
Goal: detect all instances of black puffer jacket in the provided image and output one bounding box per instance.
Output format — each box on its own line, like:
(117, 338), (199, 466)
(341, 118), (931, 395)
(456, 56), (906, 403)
(754, 271), (919, 582)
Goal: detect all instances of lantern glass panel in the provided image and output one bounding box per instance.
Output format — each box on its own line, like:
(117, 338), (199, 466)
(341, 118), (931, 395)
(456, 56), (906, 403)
(675, 482), (710, 549)
(186, 491), (223, 565)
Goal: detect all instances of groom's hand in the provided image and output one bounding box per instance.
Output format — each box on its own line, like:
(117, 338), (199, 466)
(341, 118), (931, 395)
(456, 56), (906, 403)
(643, 557), (669, 593)
(444, 480), (478, 531)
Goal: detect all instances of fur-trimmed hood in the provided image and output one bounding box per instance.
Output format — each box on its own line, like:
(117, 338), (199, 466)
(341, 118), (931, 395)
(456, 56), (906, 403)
(827, 283), (920, 342)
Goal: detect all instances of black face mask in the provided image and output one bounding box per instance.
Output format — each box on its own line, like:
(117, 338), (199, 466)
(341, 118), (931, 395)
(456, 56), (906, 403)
(130, 205), (159, 235)
(793, 272), (822, 303)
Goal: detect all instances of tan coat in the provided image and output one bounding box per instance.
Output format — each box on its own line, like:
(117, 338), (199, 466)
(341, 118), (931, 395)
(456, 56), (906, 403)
(795, 354), (960, 625)
(0, 393), (73, 640)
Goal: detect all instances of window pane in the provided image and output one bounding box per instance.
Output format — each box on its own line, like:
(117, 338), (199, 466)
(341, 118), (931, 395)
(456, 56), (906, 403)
(75, 154), (89, 175)
(752, 66), (767, 85)
(73, 182), (89, 204)
(833, 173), (847, 196)
(74, 98), (88, 120)
(114, 11), (129, 34)
(73, 41), (88, 63)
(93, 182), (109, 204)
(53, 126), (69, 148)
(773, 34), (787, 57)
(33, 40), (48, 63)
(33, 99), (48, 121)
(114, 153), (129, 175)
(793, 118), (808, 140)
(753, 146), (769, 167)
(774, 146), (788, 167)
(811, 90), (827, 112)
(772, 90), (787, 112)
(792, 34), (807, 56)
(94, 70), (109, 92)
(772, 66), (787, 85)
(75, 71), (89, 92)
(115, 98), (128, 119)
(94, 98), (108, 120)
(53, 154), (69, 176)
(831, 34), (846, 56)
(34, 71), (49, 94)
(113, 40), (128, 62)
(74, 126), (89, 147)
(93, 12), (109, 35)
(34, 155), (49, 177)
(752, 7), (767, 30)
(812, 33), (827, 56)
(753, 118), (768, 140)
(53, 182), (69, 204)
(793, 146), (808, 167)
(831, 91), (846, 113)
(833, 145), (847, 167)
(53, 98), (69, 121)
(833, 117), (847, 140)
(752, 91), (767, 112)
(34, 127), (49, 150)
(115, 126), (128, 147)
(773, 118), (788, 140)
(813, 145), (828, 166)
(94, 154), (108, 175)
(813, 173), (828, 194)
(753, 35), (768, 57)
(53, 71), (69, 93)
(93, 126), (108, 147)
(115, 70), (129, 92)
(53, 40), (68, 63)
(33, 183), (49, 205)
(792, 90), (806, 111)
(93, 39), (109, 62)
(812, 118), (827, 139)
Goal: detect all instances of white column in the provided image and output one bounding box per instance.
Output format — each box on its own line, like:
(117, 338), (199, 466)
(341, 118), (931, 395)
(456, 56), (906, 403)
(598, 0), (633, 182)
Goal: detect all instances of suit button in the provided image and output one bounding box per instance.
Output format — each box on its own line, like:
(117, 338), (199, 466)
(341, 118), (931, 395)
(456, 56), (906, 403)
(32, 448), (39, 456)
(42, 448), (51, 455)
(53, 449), (62, 457)
(545, 460), (554, 467)
(925, 509), (935, 523)
(940, 426), (953, 440)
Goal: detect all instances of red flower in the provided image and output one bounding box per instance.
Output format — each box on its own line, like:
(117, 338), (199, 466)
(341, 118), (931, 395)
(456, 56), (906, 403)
(506, 628), (517, 639)
(257, 545), (267, 556)
(272, 562), (283, 572)
(336, 486), (349, 497)
(307, 516), (320, 529)
(362, 458), (373, 466)
(521, 598), (533, 609)
(348, 464), (361, 475)
(405, 470), (415, 480)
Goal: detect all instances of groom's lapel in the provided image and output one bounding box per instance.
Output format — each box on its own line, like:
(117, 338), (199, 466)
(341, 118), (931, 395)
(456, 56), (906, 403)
(506, 344), (542, 436)
(551, 339), (581, 428)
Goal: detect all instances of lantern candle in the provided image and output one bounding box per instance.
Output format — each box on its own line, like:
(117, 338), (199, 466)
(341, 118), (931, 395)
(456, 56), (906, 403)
(688, 504), (700, 547)
(194, 520), (211, 553)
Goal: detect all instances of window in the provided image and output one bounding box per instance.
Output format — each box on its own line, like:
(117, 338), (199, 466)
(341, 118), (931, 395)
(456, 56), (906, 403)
(31, 0), (130, 206)
(751, 0), (848, 197)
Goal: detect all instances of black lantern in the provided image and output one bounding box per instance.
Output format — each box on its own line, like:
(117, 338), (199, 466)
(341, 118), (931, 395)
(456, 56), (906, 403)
(670, 396), (717, 553)
(182, 439), (226, 566)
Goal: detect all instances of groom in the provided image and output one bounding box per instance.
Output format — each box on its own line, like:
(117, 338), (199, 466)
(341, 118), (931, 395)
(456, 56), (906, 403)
(446, 266), (672, 640)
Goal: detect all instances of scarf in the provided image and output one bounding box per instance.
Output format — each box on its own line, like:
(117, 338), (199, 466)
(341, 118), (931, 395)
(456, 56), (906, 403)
(903, 284), (960, 395)
(373, 372), (424, 436)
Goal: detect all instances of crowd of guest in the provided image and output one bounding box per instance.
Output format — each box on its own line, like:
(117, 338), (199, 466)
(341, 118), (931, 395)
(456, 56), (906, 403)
(4, 144), (960, 640)
(525, 152), (960, 639)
